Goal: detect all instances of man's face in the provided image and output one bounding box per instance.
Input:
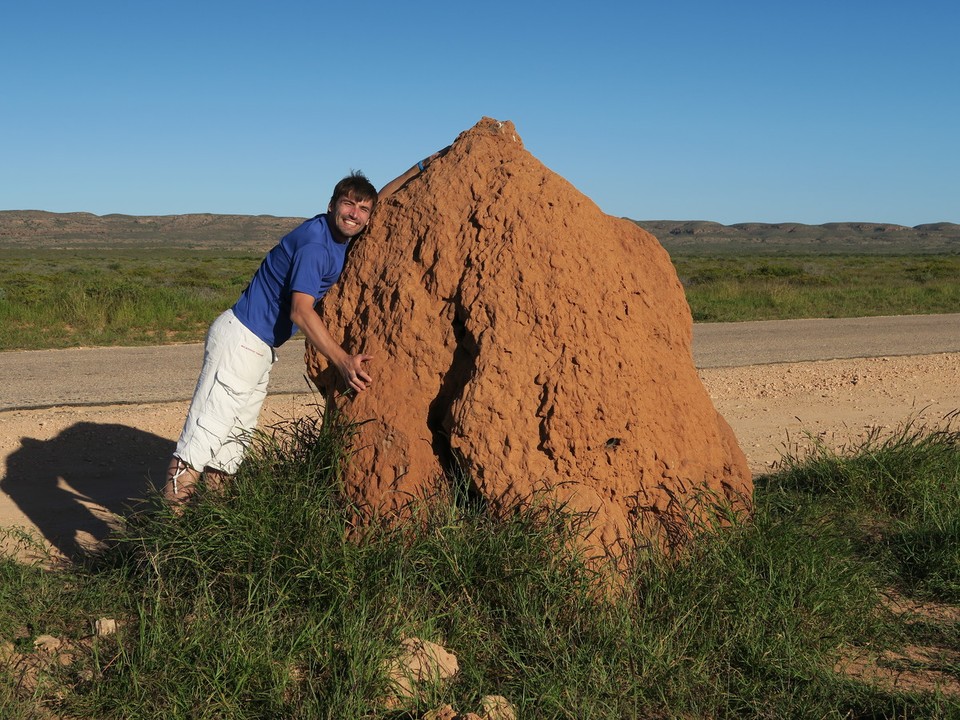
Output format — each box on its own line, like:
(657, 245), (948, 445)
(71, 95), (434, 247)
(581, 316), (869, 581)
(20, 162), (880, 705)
(329, 192), (374, 241)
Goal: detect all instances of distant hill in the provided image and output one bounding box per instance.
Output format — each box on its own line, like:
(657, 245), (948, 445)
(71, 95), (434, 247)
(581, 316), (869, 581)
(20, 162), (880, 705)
(2, 210), (958, 255)
(0, 210), (306, 250)
(632, 220), (960, 255)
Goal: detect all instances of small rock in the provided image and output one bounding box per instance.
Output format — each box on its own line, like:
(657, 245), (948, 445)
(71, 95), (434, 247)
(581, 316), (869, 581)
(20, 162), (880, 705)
(0, 640), (15, 661)
(422, 705), (458, 720)
(384, 637), (459, 703)
(481, 695), (517, 720)
(33, 634), (61, 653)
(95, 618), (119, 636)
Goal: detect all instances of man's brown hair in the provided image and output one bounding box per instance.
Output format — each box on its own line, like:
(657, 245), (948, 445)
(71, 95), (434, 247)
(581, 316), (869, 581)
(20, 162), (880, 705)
(330, 171), (378, 209)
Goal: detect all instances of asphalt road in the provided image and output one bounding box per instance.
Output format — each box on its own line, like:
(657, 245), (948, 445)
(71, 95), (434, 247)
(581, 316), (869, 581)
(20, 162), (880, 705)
(692, 313), (960, 368)
(2, 313), (959, 411)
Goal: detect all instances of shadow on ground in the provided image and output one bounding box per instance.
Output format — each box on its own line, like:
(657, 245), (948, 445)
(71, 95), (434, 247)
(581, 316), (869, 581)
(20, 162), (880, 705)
(1, 422), (171, 559)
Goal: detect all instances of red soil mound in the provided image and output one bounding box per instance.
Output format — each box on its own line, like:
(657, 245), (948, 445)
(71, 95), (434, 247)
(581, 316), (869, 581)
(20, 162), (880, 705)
(307, 117), (751, 556)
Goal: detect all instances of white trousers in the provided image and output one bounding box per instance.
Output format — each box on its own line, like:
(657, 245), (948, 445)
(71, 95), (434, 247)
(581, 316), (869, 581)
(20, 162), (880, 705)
(175, 309), (276, 474)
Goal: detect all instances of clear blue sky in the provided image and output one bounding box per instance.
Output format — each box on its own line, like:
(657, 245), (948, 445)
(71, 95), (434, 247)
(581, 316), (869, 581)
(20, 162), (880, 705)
(2, 1), (957, 226)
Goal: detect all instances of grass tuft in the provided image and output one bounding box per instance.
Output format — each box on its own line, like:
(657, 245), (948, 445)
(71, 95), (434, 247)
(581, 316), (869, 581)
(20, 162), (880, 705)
(772, 414), (960, 601)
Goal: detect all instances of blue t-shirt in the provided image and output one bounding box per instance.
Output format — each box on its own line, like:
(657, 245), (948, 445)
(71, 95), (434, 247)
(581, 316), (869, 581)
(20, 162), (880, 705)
(232, 214), (349, 347)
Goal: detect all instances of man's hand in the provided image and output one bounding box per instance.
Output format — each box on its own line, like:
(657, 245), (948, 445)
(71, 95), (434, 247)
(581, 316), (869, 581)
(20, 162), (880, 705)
(290, 291), (374, 394)
(335, 352), (373, 393)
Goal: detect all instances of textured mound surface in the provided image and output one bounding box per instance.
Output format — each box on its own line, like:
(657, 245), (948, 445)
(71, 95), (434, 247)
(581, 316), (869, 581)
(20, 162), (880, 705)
(307, 117), (751, 555)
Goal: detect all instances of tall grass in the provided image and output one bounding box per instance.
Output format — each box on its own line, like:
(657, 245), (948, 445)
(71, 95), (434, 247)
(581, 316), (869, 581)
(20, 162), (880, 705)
(772, 414), (960, 602)
(4, 411), (960, 717)
(0, 531), (122, 719)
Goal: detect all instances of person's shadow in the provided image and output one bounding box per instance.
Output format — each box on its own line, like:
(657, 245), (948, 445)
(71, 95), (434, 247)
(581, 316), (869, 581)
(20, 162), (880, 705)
(1, 422), (172, 560)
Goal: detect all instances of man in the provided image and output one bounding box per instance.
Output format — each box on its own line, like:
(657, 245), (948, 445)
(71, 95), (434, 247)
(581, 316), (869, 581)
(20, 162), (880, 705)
(165, 157), (437, 505)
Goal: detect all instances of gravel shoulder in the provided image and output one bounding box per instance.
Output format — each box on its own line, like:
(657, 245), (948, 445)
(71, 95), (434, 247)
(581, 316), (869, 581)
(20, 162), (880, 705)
(701, 352), (960, 469)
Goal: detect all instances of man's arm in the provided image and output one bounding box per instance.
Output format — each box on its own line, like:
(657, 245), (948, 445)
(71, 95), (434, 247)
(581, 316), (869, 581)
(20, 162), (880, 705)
(378, 146), (450, 199)
(290, 291), (372, 393)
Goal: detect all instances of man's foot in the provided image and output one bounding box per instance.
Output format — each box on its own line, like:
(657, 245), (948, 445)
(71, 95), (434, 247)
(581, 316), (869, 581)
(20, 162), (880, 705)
(201, 469), (232, 494)
(163, 457), (201, 510)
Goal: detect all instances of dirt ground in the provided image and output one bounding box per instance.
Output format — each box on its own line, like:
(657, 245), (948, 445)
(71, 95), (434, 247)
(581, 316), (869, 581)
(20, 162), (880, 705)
(703, 352), (960, 468)
(1, 353), (958, 562)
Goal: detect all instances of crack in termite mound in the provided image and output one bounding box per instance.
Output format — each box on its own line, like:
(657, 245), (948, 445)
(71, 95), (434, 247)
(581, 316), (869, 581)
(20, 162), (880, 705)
(426, 295), (481, 502)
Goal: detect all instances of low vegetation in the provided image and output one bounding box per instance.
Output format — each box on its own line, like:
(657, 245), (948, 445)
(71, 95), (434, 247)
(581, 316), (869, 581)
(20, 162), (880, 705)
(4, 250), (959, 350)
(0, 249), (260, 350)
(642, 219), (960, 323)
(3, 412), (960, 718)
(672, 253), (960, 322)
